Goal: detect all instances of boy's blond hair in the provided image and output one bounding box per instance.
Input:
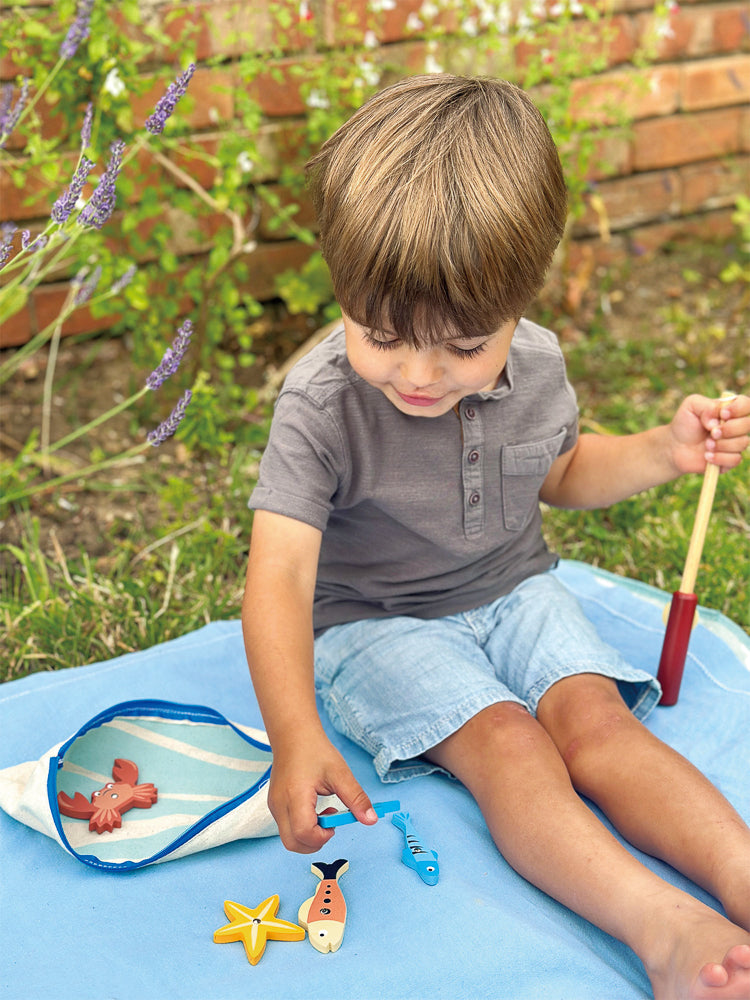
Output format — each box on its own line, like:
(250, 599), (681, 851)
(306, 74), (567, 344)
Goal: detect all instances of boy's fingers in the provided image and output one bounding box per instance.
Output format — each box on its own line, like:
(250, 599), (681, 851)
(335, 778), (378, 825)
(281, 797), (335, 853)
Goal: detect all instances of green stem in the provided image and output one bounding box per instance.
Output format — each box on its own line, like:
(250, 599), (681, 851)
(45, 385), (151, 455)
(1, 442), (151, 507)
(13, 57), (66, 136)
(0, 282), (113, 387)
(39, 283), (74, 461)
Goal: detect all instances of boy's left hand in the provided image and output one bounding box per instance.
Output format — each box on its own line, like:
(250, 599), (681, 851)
(669, 393), (750, 475)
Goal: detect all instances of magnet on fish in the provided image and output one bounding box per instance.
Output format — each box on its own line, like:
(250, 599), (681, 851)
(298, 859), (349, 953)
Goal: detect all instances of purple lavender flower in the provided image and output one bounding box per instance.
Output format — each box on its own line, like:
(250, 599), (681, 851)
(0, 79), (30, 149)
(0, 223), (17, 268)
(51, 155), (95, 224)
(72, 264), (102, 306)
(26, 234), (49, 254)
(145, 63), (195, 135)
(80, 102), (94, 149)
(146, 319), (193, 390)
(78, 139), (125, 229)
(147, 389), (193, 446)
(111, 264), (137, 295)
(59, 0), (95, 60)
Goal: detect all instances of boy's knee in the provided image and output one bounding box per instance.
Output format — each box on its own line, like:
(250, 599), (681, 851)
(537, 674), (638, 775)
(425, 701), (542, 774)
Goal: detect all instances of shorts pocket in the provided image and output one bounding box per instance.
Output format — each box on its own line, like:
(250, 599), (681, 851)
(501, 429), (568, 531)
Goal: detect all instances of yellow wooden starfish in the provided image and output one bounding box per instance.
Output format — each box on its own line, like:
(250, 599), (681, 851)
(213, 894), (305, 965)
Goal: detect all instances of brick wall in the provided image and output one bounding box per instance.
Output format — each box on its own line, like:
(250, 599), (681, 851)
(1, 0), (748, 348)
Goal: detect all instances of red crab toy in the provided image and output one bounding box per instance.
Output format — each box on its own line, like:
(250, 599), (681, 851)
(57, 758), (158, 834)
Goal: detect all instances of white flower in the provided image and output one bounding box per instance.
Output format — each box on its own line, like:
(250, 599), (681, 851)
(461, 16), (479, 36)
(103, 67), (125, 98)
(655, 17), (675, 39)
(354, 58), (381, 88)
(517, 11), (533, 33)
(237, 151), (254, 174)
(406, 12), (424, 31)
(419, 1), (440, 18)
(363, 29), (378, 48)
(369, 0), (396, 11)
(424, 52), (443, 74)
(306, 89), (330, 109)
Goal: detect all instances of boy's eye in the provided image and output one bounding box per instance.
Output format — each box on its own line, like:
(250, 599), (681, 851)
(446, 342), (488, 359)
(363, 330), (400, 350)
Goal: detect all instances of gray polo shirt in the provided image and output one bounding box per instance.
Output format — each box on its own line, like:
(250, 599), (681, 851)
(249, 319), (578, 634)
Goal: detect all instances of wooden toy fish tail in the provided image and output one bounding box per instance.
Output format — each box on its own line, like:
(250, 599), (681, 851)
(311, 858), (349, 882)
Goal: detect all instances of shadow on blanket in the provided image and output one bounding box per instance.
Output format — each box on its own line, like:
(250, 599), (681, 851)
(1, 561), (748, 1000)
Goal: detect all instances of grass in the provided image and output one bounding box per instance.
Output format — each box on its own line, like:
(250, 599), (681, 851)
(1, 238), (749, 682)
(1, 447), (258, 679)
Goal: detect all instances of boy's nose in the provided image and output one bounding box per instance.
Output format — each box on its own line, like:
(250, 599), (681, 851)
(400, 349), (442, 388)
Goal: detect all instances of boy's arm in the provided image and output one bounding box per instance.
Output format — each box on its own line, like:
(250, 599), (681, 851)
(242, 509), (377, 853)
(541, 393), (750, 510)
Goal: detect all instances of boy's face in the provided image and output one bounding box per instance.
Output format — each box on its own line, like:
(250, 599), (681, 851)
(343, 315), (517, 417)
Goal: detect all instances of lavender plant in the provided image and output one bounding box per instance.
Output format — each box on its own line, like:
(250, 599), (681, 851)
(0, 7), (197, 507)
(2, 319), (194, 505)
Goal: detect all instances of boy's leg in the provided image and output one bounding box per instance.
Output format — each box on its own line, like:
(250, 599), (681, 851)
(423, 700), (750, 1000)
(535, 673), (750, 931)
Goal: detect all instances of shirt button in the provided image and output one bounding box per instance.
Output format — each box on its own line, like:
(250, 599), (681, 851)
(465, 406), (476, 420)
(469, 491), (481, 506)
(467, 450), (479, 464)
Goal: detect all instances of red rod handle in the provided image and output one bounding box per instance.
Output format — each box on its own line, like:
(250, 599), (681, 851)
(657, 591), (698, 706)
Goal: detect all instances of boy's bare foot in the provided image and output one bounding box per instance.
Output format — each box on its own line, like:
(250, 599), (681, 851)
(647, 907), (750, 1000)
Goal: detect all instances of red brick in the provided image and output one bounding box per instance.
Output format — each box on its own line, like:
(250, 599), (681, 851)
(586, 131), (634, 182)
(239, 239), (316, 301)
(0, 297), (33, 348)
(570, 65), (680, 126)
(130, 67), (236, 134)
(635, 3), (750, 60)
(245, 54), (326, 118)
(741, 107), (750, 152)
(679, 155), (750, 214)
(322, 0), (451, 48)
(0, 152), (86, 223)
(160, 1), (312, 61)
(623, 208), (736, 255)
(681, 55), (750, 112)
(712, 3), (750, 52)
(255, 120), (309, 180)
(573, 170), (681, 237)
(515, 14), (636, 74)
(633, 108), (743, 171)
(257, 183), (316, 241)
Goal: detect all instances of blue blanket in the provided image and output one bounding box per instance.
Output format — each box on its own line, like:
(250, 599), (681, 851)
(2, 561), (749, 1000)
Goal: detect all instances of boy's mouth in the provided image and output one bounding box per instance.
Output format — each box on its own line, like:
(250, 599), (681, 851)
(396, 390), (445, 407)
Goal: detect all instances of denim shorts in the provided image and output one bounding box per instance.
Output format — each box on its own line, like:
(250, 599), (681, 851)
(313, 571), (661, 783)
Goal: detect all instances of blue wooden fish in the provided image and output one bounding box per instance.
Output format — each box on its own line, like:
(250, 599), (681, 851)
(391, 811), (439, 885)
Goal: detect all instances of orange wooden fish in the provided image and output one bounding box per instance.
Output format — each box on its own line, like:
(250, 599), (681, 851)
(298, 859), (349, 953)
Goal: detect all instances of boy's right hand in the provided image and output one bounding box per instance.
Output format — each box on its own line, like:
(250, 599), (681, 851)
(267, 727), (378, 853)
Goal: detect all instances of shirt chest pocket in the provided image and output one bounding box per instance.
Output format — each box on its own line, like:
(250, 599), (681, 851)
(500, 429), (569, 531)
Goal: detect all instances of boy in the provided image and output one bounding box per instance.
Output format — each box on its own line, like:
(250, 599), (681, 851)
(242, 75), (750, 999)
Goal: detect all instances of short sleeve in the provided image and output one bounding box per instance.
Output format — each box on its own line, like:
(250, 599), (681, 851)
(248, 389), (347, 532)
